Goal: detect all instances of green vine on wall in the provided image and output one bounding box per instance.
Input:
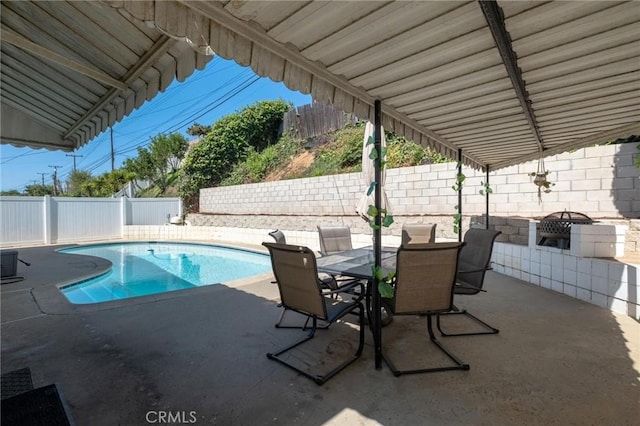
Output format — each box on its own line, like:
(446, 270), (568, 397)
(479, 180), (493, 196)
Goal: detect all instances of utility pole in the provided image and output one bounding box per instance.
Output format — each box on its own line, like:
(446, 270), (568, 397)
(37, 172), (47, 186)
(66, 154), (83, 171)
(49, 165), (62, 196)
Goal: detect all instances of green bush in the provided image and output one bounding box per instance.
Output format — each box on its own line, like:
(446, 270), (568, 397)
(386, 136), (426, 167)
(178, 99), (292, 201)
(308, 126), (363, 176)
(385, 134), (451, 167)
(221, 135), (302, 185)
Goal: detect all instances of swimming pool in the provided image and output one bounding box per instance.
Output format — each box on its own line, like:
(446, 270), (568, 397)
(59, 242), (271, 304)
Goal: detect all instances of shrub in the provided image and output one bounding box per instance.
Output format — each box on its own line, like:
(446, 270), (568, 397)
(178, 99), (292, 203)
(221, 135), (303, 185)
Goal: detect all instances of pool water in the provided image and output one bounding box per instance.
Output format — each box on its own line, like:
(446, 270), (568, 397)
(59, 242), (271, 304)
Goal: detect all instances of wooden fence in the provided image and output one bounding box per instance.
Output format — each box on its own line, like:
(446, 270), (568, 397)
(282, 102), (359, 139)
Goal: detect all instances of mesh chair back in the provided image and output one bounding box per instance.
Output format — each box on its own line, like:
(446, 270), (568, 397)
(401, 223), (437, 246)
(457, 229), (501, 294)
(392, 242), (464, 314)
(268, 229), (286, 244)
(317, 226), (353, 256)
(263, 242), (327, 319)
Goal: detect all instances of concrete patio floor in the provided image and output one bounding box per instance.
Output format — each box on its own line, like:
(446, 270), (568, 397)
(1, 243), (638, 425)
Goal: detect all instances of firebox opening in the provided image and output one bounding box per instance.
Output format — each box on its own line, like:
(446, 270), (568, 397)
(537, 211), (594, 249)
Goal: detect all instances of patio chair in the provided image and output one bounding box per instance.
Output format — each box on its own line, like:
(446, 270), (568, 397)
(262, 242), (365, 385)
(401, 223), (437, 246)
(316, 225), (364, 291)
(268, 229), (286, 244)
(436, 228), (502, 337)
(267, 230), (338, 329)
(381, 242), (468, 376)
(317, 225), (353, 256)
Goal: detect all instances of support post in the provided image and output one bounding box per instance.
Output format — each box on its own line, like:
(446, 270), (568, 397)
(485, 166), (490, 230)
(457, 149), (463, 242)
(373, 99), (383, 370)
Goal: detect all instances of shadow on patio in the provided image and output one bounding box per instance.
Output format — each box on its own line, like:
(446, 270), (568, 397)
(1, 246), (638, 425)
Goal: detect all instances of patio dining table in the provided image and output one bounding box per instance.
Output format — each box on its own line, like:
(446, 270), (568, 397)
(316, 245), (398, 369)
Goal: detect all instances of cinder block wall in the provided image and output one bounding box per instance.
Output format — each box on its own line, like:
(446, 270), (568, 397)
(193, 143), (639, 248)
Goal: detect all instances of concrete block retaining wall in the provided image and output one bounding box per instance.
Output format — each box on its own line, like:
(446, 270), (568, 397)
(193, 143), (639, 250)
(199, 143), (639, 220)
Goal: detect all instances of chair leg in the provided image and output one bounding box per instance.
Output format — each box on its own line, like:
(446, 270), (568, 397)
(267, 304), (365, 385)
(382, 314), (469, 376)
(436, 305), (499, 337)
(275, 306), (329, 330)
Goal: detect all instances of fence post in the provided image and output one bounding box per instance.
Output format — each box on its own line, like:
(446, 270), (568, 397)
(43, 195), (52, 245)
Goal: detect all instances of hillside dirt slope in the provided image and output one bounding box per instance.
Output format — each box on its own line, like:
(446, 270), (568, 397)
(264, 151), (315, 181)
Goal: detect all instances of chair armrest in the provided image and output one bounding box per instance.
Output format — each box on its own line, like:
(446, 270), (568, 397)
(324, 281), (365, 301)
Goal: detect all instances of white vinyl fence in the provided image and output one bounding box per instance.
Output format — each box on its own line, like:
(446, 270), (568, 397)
(0, 196), (181, 246)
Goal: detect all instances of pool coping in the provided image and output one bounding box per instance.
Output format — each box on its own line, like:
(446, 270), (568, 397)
(2, 240), (276, 319)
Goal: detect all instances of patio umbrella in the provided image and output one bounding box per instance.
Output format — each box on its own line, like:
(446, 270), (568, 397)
(355, 122), (391, 222)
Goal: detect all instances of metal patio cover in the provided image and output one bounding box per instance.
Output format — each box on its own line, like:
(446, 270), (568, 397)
(1, 1), (639, 171)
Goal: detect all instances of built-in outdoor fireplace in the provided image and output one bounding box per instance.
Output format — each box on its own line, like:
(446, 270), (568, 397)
(537, 211), (594, 249)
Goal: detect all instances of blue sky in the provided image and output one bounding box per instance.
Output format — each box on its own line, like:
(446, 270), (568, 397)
(0, 57), (312, 192)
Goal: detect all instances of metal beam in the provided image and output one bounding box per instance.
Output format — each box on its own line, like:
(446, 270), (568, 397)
(478, 0), (544, 152)
(1, 26), (128, 91)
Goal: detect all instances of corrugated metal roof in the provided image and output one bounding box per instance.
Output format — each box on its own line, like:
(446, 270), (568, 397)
(0, 0), (211, 151)
(1, 0), (639, 171)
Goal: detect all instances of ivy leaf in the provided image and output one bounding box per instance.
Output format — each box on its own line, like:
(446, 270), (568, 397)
(369, 149), (378, 161)
(382, 215), (394, 227)
(366, 135), (374, 146)
(367, 205), (378, 217)
(378, 281), (395, 298)
(367, 181), (376, 196)
(372, 267), (395, 298)
(372, 266), (383, 280)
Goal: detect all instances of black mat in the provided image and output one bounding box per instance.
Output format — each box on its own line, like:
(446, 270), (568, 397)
(1, 367), (34, 400)
(1, 384), (73, 426)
